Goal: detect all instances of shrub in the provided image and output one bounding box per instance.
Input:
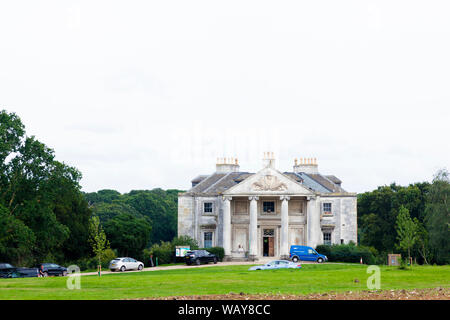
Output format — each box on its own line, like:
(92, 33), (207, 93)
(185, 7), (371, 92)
(149, 241), (173, 265)
(100, 248), (117, 269)
(315, 243), (378, 265)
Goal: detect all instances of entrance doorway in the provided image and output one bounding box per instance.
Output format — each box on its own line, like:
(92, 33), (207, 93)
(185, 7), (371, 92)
(263, 229), (275, 257)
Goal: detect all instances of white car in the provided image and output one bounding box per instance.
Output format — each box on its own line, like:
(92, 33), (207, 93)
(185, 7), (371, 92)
(109, 257), (144, 272)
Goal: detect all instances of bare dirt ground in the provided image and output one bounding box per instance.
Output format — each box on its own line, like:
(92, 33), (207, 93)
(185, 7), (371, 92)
(147, 287), (449, 300)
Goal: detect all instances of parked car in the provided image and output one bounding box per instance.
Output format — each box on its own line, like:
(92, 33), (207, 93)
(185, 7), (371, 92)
(248, 260), (302, 271)
(109, 257), (144, 272)
(0, 263), (40, 278)
(35, 263), (68, 277)
(289, 245), (328, 263)
(185, 250), (218, 265)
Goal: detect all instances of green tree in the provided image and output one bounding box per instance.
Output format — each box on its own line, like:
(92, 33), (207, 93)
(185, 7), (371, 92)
(414, 218), (431, 264)
(0, 204), (36, 265)
(86, 188), (182, 246)
(103, 212), (152, 257)
(89, 216), (109, 269)
(395, 206), (417, 262)
(358, 182), (430, 254)
(1, 110), (91, 264)
(424, 169), (450, 264)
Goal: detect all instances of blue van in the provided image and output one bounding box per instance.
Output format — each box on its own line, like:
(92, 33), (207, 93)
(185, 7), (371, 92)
(289, 245), (328, 263)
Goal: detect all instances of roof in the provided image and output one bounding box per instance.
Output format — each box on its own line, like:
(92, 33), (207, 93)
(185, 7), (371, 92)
(325, 175), (342, 185)
(183, 170), (348, 196)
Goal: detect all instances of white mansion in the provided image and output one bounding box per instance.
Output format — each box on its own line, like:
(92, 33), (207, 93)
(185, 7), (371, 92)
(177, 153), (357, 261)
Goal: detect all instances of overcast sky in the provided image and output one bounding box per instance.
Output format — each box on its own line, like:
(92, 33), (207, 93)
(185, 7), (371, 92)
(1, 1), (449, 194)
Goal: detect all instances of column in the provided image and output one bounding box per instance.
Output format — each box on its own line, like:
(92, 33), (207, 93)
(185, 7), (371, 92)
(306, 196), (320, 248)
(248, 196), (259, 261)
(222, 196), (232, 259)
(280, 196), (290, 259)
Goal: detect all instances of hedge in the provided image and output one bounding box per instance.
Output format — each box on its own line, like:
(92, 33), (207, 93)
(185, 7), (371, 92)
(315, 243), (378, 265)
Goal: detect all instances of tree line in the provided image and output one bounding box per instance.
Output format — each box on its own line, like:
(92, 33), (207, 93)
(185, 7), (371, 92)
(83, 188), (180, 260)
(358, 170), (449, 265)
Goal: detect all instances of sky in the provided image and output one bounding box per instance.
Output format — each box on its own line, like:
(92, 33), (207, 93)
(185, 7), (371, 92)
(0, 1), (449, 194)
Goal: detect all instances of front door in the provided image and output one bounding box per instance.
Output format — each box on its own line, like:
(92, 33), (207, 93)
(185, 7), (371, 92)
(263, 229), (275, 257)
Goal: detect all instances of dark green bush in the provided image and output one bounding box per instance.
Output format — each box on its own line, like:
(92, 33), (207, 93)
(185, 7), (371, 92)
(315, 243), (378, 265)
(149, 241), (173, 265)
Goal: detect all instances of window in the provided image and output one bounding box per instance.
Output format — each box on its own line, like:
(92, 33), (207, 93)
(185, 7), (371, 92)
(204, 202), (213, 213)
(323, 232), (332, 245)
(204, 232), (213, 248)
(263, 201), (275, 213)
(323, 203), (332, 215)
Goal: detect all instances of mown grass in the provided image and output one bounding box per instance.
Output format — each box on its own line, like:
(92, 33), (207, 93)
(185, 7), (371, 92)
(0, 264), (448, 300)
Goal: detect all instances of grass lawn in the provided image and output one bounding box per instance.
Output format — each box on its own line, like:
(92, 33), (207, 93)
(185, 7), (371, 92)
(0, 264), (448, 300)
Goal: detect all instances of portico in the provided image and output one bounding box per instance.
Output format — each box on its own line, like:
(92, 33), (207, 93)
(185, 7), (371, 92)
(221, 193), (318, 261)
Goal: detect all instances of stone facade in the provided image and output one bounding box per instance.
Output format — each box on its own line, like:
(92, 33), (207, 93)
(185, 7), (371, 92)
(178, 154), (357, 260)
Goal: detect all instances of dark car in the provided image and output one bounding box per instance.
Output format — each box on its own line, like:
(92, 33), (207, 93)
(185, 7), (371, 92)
(36, 263), (68, 277)
(185, 250), (218, 265)
(0, 263), (40, 278)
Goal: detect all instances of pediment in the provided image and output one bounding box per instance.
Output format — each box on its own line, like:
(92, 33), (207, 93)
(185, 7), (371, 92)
(223, 167), (314, 196)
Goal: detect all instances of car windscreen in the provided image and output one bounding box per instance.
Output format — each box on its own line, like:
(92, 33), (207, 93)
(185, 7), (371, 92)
(0, 264), (13, 268)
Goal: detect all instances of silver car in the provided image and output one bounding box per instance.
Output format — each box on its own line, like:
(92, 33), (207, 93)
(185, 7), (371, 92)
(109, 257), (144, 272)
(248, 260), (302, 271)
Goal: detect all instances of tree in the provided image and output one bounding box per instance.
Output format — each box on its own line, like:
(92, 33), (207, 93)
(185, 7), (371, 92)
(395, 206), (417, 262)
(0, 204), (36, 265)
(424, 169), (450, 264)
(103, 213), (152, 258)
(357, 182), (430, 255)
(89, 216), (109, 270)
(86, 188), (182, 246)
(0, 110), (92, 265)
(414, 218), (431, 264)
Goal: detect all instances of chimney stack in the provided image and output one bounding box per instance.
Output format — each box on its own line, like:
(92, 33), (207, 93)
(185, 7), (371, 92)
(216, 157), (240, 173)
(293, 157), (319, 174)
(263, 151), (276, 169)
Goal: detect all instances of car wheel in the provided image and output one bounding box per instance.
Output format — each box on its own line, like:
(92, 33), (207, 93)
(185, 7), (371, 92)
(138, 264), (143, 271)
(62, 271), (67, 277)
(195, 259), (201, 265)
(292, 256), (299, 263)
(317, 258), (324, 263)
(120, 266), (126, 272)
(213, 257), (217, 264)
(43, 272), (48, 277)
